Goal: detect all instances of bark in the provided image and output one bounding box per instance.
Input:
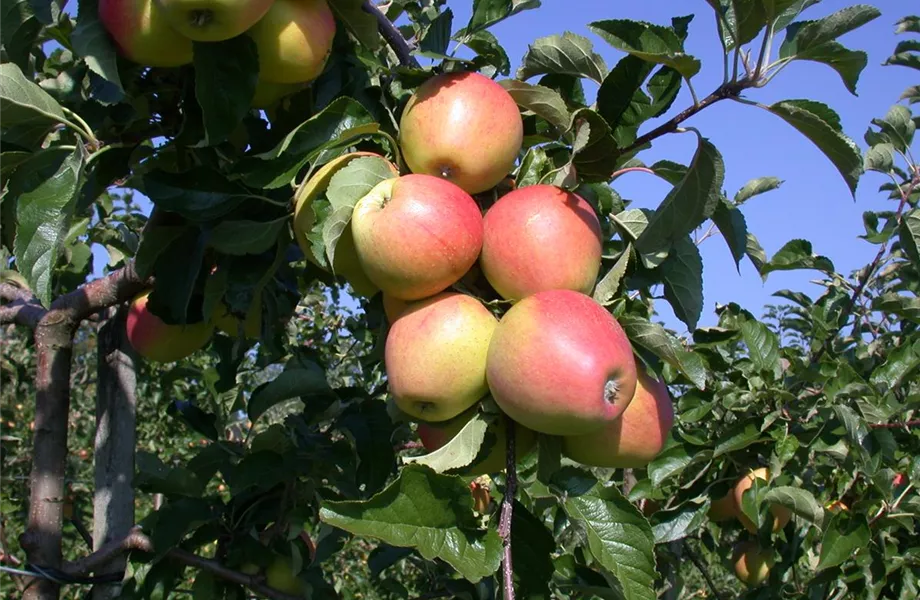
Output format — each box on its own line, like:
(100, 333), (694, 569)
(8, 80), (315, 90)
(91, 308), (138, 600)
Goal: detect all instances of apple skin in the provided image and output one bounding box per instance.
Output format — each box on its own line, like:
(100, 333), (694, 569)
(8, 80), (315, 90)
(251, 79), (304, 109)
(416, 407), (537, 476)
(154, 0), (274, 42)
(351, 174), (484, 301)
(382, 294), (410, 323)
(385, 292), (498, 422)
(486, 290), (638, 436)
(562, 368), (673, 468)
(247, 0), (335, 84)
(399, 71), (523, 194)
(264, 556), (305, 595)
(480, 185), (602, 301)
(99, 0), (193, 67)
(733, 467), (793, 533)
(214, 297), (261, 339)
(126, 292), (214, 363)
(732, 541), (774, 587)
(708, 490), (738, 522)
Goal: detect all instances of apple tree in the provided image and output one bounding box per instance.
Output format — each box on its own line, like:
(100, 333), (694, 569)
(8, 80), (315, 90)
(1, 1), (918, 600)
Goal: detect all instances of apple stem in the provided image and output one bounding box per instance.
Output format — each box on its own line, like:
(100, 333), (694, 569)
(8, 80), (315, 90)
(498, 413), (517, 600)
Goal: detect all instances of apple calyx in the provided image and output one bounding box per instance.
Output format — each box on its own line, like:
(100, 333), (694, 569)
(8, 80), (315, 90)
(189, 9), (214, 27)
(604, 378), (622, 405)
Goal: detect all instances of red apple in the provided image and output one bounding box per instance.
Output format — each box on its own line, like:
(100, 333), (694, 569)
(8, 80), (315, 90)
(386, 292), (498, 422)
(733, 468), (793, 533)
(399, 71), (523, 194)
(480, 185), (602, 301)
(563, 368), (673, 468)
(126, 292), (214, 363)
(99, 0), (193, 67)
(351, 174), (484, 301)
(486, 290), (638, 436)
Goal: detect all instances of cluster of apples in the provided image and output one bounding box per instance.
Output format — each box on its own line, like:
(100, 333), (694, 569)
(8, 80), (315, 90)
(98, 0), (335, 107)
(303, 71), (677, 474)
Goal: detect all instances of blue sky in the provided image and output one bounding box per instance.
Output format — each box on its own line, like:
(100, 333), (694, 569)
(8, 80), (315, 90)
(90, 0), (911, 334)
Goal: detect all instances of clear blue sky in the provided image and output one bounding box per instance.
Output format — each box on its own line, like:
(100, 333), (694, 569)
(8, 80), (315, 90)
(91, 0), (910, 334)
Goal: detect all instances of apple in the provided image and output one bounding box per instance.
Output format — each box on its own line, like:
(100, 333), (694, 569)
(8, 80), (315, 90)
(247, 0), (336, 84)
(126, 291), (213, 363)
(351, 174), (484, 301)
(264, 556), (304, 595)
(99, 0), (193, 67)
(385, 292), (498, 422)
(251, 79), (305, 109)
(562, 368), (673, 468)
(708, 490), (738, 522)
(732, 541), (774, 587)
(154, 0), (273, 41)
(486, 289), (638, 436)
(214, 297), (261, 339)
(382, 294), (410, 323)
(399, 71), (523, 194)
(480, 184), (602, 302)
(733, 467), (793, 533)
(416, 407), (537, 475)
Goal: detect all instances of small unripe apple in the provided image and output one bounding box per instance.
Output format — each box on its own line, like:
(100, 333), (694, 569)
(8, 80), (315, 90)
(154, 0), (274, 42)
(416, 407), (537, 475)
(126, 292), (213, 363)
(351, 174), (484, 301)
(99, 0), (193, 67)
(386, 292), (498, 422)
(733, 467), (792, 533)
(732, 540), (774, 586)
(480, 185), (602, 301)
(486, 290), (638, 436)
(562, 368), (673, 468)
(247, 0), (335, 84)
(399, 71), (523, 194)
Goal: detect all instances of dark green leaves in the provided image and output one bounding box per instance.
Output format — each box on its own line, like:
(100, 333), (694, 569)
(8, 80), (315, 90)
(140, 168), (245, 221)
(319, 465), (502, 581)
(0, 62), (73, 147)
(193, 37), (259, 145)
(463, 0), (541, 37)
(901, 209), (920, 269)
(764, 486), (824, 529)
(760, 238), (835, 278)
(208, 217), (288, 256)
(247, 353), (332, 421)
(741, 320), (781, 376)
(588, 19), (701, 79)
(762, 100), (862, 195)
(329, 0), (381, 50)
(619, 315), (707, 389)
(517, 32), (608, 83)
(711, 198), (748, 269)
(781, 5), (881, 54)
(818, 511), (870, 570)
(661, 237), (703, 331)
(11, 146), (85, 306)
(499, 80), (571, 132)
(71, 0), (124, 99)
(593, 246), (631, 306)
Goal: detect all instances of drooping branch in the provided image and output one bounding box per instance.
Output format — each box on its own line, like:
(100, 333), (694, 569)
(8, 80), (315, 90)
(50, 262), (147, 325)
(362, 0), (420, 68)
(62, 527), (152, 576)
(498, 413), (518, 600)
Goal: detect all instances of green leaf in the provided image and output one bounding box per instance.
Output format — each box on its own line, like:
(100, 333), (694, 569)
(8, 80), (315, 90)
(499, 80), (571, 133)
(588, 19), (701, 79)
(714, 422), (765, 457)
(899, 209), (920, 268)
(510, 501), (555, 596)
(463, 30), (511, 76)
(760, 238), (835, 278)
(780, 5), (881, 57)
(895, 15), (920, 34)
(817, 511), (870, 570)
(764, 486), (824, 529)
(248, 353), (332, 421)
(136, 452), (206, 497)
(403, 413), (489, 473)
(463, 0), (541, 37)
(864, 142), (895, 173)
(193, 37), (259, 145)
(419, 8), (453, 55)
(711, 198), (748, 269)
(870, 340), (920, 391)
(0, 0), (42, 73)
(729, 0), (767, 47)
(593, 246), (631, 306)
(596, 56), (654, 129)
(515, 146), (552, 188)
(0, 62), (72, 147)
(741, 320), (781, 375)
(872, 293), (920, 323)
(140, 168), (245, 221)
(652, 502), (709, 544)
(734, 176), (784, 204)
(71, 0), (124, 99)
(619, 315), (707, 389)
(516, 32), (608, 83)
(885, 42), (920, 71)
(11, 147), (85, 306)
(561, 478), (657, 600)
(319, 465), (502, 582)
(647, 442), (712, 487)
(329, 0), (381, 50)
(791, 42), (869, 95)
(871, 105), (916, 152)
(208, 217), (288, 256)
(636, 131), (725, 257)
(569, 109), (620, 182)
(326, 156), (396, 211)
(661, 236), (703, 331)
(746, 232), (768, 272)
(762, 100), (862, 195)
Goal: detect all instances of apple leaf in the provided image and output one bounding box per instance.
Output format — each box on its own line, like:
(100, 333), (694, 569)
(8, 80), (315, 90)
(247, 352), (333, 422)
(790, 41), (869, 95)
(139, 168), (245, 222)
(193, 37), (259, 146)
(593, 245), (631, 306)
(559, 473), (657, 600)
(403, 413), (490, 473)
(510, 501), (555, 596)
(900, 208), (920, 269)
(319, 465), (503, 582)
(734, 176), (784, 205)
(780, 5), (881, 57)
(741, 320), (781, 376)
(652, 501), (709, 544)
(208, 217), (289, 256)
(711, 198), (748, 270)
(746, 231), (768, 272)
(499, 80), (571, 133)
(461, 0), (541, 37)
(619, 315), (707, 389)
(11, 146), (85, 307)
(569, 108), (621, 182)
(764, 486), (825, 529)
(817, 511), (870, 570)
(326, 156), (396, 211)
(760, 238), (835, 278)
(869, 339), (920, 391)
(0, 62), (73, 147)
(515, 146), (553, 188)
(329, 0), (381, 50)
(661, 236), (703, 331)
(647, 442), (712, 487)
(517, 32), (608, 83)
(596, 55), (654, 129)
(0, 0), (42, 73)
(462, 30), (511, 76)
(588, 19), (701, 79)
(71, 0), (124, 99)
(713, 422), (765, 457)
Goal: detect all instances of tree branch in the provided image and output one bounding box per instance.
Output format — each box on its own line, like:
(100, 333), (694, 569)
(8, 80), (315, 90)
(498, 413), (517, 600)
(683, 541), (723, 600)
(362, 0), (420, 68)
(50, 262), (148, 326)
(869, 419), (920, 429)
(0, 301), (45, 328)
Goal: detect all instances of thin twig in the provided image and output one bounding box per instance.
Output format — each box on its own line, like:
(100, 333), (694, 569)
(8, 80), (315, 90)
(362, 0), (420, 68)
(69, 514), (93, 549)
(683, 541), (723, 600)
(868, 420), (920, 429)
(498, 413), (517, 600)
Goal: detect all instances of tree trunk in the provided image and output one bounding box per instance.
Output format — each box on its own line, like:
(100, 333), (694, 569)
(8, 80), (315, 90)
(91, 308), (137, 600)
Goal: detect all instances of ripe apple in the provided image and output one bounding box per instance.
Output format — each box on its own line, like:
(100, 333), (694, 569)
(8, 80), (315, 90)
(126, 291), (213, 363)
(99, 0), (193, 67)
(480, 185), (602, 301)
(708, 490), (738, 522)
(214, 297), (261, 339)
(562, 368), (673, 468)
(733, 467), (793, 533)
(247, 0), (335, 84)
(486, 290), (638, 436)
(386, 292), (498, 422)
(154, 0), (273, 41)
(399, 71), (523, 194)
(382, 294), (410, 323)
(251, 79), (305, 109)
(732, 540), (774, 587)
(416, 407), (537, 475)
(351, 174), (484, 301)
